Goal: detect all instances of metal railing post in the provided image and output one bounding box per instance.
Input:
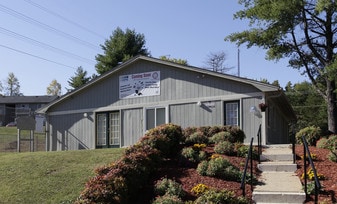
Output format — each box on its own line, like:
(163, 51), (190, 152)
(240, 137), (254, 197)
(302, 135), (321, 203)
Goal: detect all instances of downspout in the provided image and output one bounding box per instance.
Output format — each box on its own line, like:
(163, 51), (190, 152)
(45, 114), (50, 151)
(261, 94), (267, 145)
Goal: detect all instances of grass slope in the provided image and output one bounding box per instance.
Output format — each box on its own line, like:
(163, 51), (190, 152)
(0, 148), (124, 203)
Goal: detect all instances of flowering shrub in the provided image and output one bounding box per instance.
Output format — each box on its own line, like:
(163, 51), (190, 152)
(301, 168), (325, 180)
(77, 144), (162, 203)
(236, 144), (259, 160)
(209, 131), (231, 144)
(184, 131), (209, 145)
(210, 153), (222, 160)
(154, 178), (185, 197)
(192, 143), (207, 151)
(214, 141), (235, 156)
(152, 194), (184, 204)
(300, 153), (318, 161)
(143, 123), (184, 158)
(316, 137), (329, 149)
(180, 147), (207, 164)
(328, 151), (337, 162)
(194, 189), (249, 204)
(296, 126), (321, 146)
(196, 157), (241, 181)
(191, 184), (209, 196)
(183, 125), (245, 143)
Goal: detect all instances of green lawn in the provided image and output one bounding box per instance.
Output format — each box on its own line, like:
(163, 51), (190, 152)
(0, 148), (124, 203)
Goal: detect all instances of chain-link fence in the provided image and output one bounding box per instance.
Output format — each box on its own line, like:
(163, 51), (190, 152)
(0, 128), (45, 152)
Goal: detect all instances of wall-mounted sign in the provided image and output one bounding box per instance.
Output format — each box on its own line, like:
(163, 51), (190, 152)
(119, 71), (160, 99)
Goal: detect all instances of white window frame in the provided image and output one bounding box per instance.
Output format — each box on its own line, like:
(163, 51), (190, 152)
(224, 101), (240, 126)
(144, 106), (168, 131)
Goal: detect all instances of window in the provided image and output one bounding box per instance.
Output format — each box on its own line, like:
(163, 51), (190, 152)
(109, 112), (120, 146)
(146, 107), (166, 130)
(96, 111), (120, 148)
(225, 101), (239, 126)
(96, 113), (107, 146)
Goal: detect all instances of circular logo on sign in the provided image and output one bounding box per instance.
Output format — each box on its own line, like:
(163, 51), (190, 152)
(152, 72), (159, 79)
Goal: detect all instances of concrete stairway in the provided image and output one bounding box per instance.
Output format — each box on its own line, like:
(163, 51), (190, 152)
(253, 145), (306, 204)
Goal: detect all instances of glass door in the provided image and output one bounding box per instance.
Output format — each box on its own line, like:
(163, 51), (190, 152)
(96, 111), (120, 148)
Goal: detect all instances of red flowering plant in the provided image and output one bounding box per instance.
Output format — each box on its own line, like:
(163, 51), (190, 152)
(259, 103), (268, 112)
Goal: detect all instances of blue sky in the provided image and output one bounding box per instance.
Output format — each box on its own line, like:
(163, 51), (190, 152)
(0, 0), (307, 95)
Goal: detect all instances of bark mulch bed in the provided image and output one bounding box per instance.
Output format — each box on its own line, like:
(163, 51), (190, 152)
(137, 145), (259, 203)
(295, 145), (337, 203)
(139, 145), (337, 203)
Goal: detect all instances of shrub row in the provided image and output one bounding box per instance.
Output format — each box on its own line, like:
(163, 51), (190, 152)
(196, 157), (242, 181)
(317, 134), (337, 162)
(77, 124), (249, 203)
(76, 145), (161, 203)
(295, 126), (321, 146)
(152, 178), (185, 203)
(76, 123), (183, 203)
(183, 126), (245, 145)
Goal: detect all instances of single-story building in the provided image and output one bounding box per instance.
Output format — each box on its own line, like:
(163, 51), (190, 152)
(37, 55), (296, 151)
(0, 95), (58, 126)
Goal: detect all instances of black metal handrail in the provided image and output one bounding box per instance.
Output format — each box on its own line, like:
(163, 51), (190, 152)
(302, 135), (321, 203)
(240, 137), (254, 197)
(257, 124), (262, 164)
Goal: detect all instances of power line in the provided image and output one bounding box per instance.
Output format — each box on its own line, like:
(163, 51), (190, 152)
(0, 3), (101, 51)
(0, 44), (76, 69)
(24, 0), (106, 39)
(0, 26), (96, 65)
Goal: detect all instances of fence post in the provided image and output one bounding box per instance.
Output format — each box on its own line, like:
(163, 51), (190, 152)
(17, 129), (20, 152)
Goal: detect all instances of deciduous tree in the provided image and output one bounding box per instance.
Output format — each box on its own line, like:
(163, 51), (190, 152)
(226, 0), (337, 133)
(4, 72), (21, 96)
(47, 79), (61, 96)
(203, 51), (232, 73)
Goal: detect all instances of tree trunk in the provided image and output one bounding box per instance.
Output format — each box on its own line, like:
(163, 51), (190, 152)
(326, 79), (337, 134)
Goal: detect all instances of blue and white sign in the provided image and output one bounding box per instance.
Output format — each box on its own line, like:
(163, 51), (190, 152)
(119, 71), (160, 99)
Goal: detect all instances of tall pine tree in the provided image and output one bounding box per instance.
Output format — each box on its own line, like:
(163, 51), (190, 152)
(95, 27), (150, 75)
(68, 66), (90, 89)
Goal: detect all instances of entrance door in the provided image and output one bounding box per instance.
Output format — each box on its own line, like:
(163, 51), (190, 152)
(96, 111), (120, 148)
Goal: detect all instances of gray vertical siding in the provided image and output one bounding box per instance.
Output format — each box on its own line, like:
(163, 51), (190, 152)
(43, 57), (293, 150)
(170, 101), (222, 128)
(48, 61), (259, 113)
(242, 97), (262, 144)
(49, 113), (94, 151)
(122, 108), (143, 147)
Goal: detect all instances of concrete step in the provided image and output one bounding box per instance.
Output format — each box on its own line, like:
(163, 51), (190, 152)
(253, 172), (306, 204)
(260, 144), (294, 162)
(258, 161), (297, 172)
(260, 154), (293, 162)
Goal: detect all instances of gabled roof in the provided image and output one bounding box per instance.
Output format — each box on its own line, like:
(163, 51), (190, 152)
(0, 95), (59, 104)
(37, 55), (295, 120)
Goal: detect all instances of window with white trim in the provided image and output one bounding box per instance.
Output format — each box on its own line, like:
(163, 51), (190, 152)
(146, 107), (166, 130)
(225, 101), (240, 126)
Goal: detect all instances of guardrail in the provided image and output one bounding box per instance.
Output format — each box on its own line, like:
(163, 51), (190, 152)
(240, 137), (254, 197)
(302, 135), (321, 203)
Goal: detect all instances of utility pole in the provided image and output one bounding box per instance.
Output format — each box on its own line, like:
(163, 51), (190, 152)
(237, 46), (240, 77)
